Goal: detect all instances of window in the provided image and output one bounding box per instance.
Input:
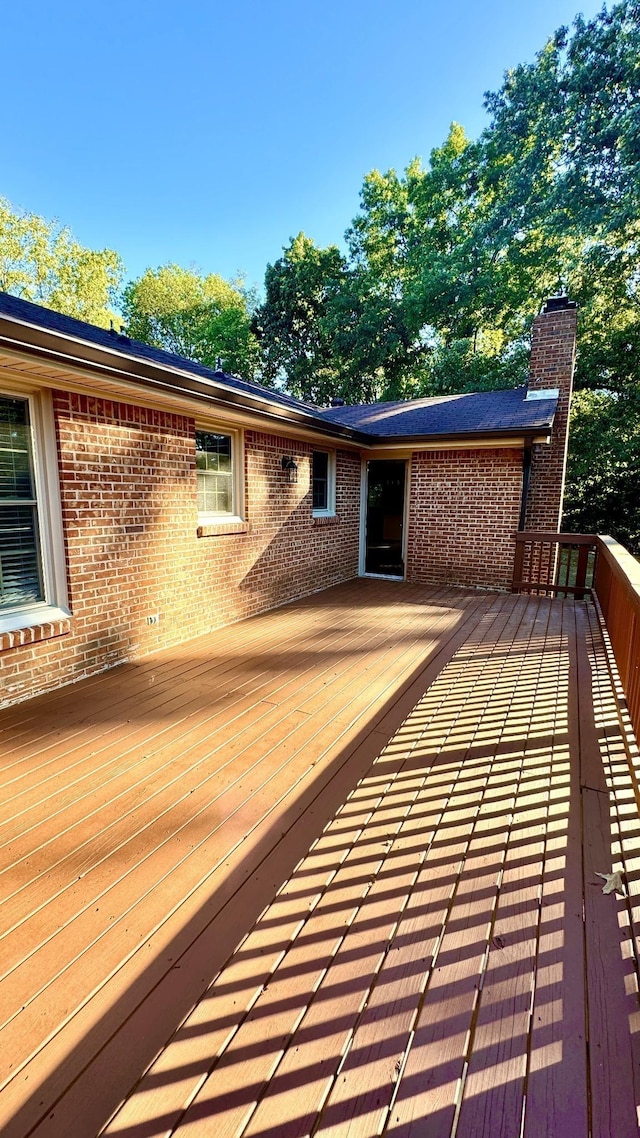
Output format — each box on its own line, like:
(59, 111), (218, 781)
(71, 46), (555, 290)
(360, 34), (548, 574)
(0, 397), (43, 610)
(312, 450), (336, 516)
(0, 390), (68, 633)
(195, 428), (243, 521)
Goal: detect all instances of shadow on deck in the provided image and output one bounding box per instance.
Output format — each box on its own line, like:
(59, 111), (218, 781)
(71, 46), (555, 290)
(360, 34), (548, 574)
(1, 580), (639, 1138)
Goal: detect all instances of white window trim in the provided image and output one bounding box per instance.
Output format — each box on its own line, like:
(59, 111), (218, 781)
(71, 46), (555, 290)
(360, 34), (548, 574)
(0, 388), (70, 635)
(312, 450), (337, 517)
(195, 423), (245, 525)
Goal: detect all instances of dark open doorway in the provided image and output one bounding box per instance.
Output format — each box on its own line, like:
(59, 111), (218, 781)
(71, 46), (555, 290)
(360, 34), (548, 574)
(364, 460), (406, 577)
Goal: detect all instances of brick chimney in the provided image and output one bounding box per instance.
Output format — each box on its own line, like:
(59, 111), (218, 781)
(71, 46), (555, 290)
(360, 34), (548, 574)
(523, 297), (578, 532)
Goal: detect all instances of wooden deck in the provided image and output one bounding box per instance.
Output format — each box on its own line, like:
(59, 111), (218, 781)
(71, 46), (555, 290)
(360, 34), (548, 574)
(1, 580), (639, 1138)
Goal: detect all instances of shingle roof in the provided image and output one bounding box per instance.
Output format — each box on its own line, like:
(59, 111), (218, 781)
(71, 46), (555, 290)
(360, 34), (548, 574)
(0, 292), (557, 442)
(0, 291), (319, 419)
(318, 390), (557, 438)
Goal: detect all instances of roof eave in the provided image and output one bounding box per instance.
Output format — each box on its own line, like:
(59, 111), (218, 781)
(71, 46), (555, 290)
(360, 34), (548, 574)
(0, 311), (555, 449)
(0, 313), (372, 445)
(370, 427), (552, 446)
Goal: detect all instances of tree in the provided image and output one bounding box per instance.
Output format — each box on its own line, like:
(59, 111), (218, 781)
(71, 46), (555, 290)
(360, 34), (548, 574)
(477, 0), (640, 544)
(479, 1), (640, 394)
(251, 5), (640, 414)
(255, 230), (419, 405)
(259, 3), (640, 546)
(253, 234), (348, 403)
(122, 264), (261, 380)
(564, 389), (640, 553)
(342, 124), (539, 396)
(558, 2), (640, 235)
(0, 197), (122, 328)
(340, 163), (426, 399)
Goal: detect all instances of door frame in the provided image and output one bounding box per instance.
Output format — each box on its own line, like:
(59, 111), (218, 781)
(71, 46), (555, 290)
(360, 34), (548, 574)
(359, 457), (411, 580)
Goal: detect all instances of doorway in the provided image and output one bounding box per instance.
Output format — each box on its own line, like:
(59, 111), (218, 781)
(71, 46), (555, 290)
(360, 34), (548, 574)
(363, 460), (407, 578)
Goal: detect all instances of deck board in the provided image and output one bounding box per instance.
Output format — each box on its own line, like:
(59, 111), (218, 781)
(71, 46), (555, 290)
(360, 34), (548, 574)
(451, 599), (556, 1138)
(521, 601), (589, 1138)
(382, 598), (543, 1138)
(0, 581), (484, 1136)
(0, 579), (639, 1138)
(581, 604), (640, 1134)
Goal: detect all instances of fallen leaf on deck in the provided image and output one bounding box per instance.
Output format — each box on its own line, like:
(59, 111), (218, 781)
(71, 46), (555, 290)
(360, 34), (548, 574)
(595, 871), (624, 895)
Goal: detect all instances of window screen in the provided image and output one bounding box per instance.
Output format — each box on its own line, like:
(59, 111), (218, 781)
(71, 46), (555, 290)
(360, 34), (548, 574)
(0, 396), (43, 609)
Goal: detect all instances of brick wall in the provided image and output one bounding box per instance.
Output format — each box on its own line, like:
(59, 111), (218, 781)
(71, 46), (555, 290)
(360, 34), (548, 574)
(0, 392), (360, 706)
(0, 296), (579, 706)
(405, 448), (523, 589)
(524, 300), (577, 531)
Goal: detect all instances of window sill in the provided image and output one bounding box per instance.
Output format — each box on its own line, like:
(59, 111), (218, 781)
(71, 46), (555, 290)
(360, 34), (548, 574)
(312, 514), (340, 527)
(0, 605), (72, 653)
(197, 519), (250, 538)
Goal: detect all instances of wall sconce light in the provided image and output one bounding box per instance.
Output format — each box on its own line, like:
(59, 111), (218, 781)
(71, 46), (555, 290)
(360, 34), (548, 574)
(281, 455), (298, 484)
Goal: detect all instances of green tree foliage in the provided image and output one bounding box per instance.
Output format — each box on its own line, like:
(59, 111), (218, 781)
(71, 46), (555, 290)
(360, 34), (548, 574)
(0, 197), (122, 328)
(122, 264), (261, 380)
(480, 0), (640, 395)
(564, 390), (640, 552)
(254, 234), (350, 403)
(346, 125), (540, 395)
(480, 0), (640, 551)
(255, 229), (420, 404)
(256, 1), (640, 548)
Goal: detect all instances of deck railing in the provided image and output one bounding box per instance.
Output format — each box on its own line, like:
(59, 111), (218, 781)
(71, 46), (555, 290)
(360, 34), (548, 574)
(512, 531), (598, 598)
(593, 535), (640, 744)
(513, 530), (640, 744)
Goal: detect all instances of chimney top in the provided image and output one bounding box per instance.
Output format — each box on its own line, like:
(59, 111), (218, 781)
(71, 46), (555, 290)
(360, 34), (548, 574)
(542, 296), (577, 314)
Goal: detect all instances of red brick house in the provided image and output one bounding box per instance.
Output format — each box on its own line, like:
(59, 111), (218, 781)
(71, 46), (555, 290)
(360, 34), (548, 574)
(0, 293), (576, 706)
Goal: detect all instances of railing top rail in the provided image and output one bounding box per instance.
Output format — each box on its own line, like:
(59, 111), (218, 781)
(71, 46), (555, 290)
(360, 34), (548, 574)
(515, 531), (598, 544)
(596, 535), (640, 598)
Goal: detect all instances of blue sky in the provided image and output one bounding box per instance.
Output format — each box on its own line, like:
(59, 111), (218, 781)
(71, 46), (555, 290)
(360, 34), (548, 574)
(4, 0), (605, 296)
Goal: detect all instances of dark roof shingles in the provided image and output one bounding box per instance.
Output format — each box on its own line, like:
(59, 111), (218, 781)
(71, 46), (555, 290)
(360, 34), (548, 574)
(0, 292), (557, 439)
(0, 291), (317, 419)
(318, 390), (556, 437)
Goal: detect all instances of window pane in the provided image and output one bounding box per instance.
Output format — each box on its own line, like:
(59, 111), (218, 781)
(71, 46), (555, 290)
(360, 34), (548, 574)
(0, 397), (43, 610)
(0, 397), (34, 500)
(0, 504), (43, 607)
(312, 451), (329, 511)
(196, 432), (232, 472)
(197, 471), (232, 514)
